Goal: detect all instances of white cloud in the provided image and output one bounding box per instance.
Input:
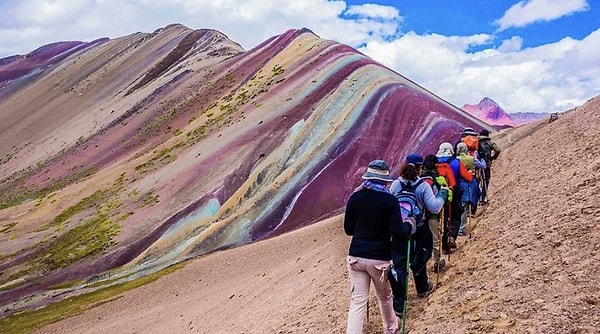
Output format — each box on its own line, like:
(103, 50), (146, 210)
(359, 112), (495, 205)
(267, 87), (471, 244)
(498, 36), (523, 52)
(358, 26), (600, 113)
(494, 0), (590, 31)
(345, 3), (401, 20)
(0, 0), (598, 113)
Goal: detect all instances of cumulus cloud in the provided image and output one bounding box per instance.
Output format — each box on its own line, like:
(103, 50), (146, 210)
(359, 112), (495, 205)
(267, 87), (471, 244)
(0, 0), (598, 113)
(498, 36), (523, 52)
(360, 26), (600, 113)
(494, 0), (590, 31)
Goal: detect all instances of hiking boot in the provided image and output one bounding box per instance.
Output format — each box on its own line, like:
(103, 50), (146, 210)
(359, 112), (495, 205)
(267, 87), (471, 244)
(448, 236), (457, 249)
(417, 281), (434, 298)
(393, 300), (404, 317)
(433, 259), (446, 273)
(394, 307), (403, 317)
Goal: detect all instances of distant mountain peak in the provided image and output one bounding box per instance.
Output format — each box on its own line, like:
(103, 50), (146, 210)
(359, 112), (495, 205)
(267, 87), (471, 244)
(462, 97), (518, 128)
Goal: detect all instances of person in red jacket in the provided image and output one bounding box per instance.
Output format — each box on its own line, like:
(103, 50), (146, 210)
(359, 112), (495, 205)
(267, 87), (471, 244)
(435, 142), (472, 252)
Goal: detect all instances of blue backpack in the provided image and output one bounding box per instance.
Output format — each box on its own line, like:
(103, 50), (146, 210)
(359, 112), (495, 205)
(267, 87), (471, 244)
(395, 179), (425, 228)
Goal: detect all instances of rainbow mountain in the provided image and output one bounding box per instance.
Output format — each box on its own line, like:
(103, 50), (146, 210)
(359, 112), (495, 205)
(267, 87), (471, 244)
(0, 24), (489, 313)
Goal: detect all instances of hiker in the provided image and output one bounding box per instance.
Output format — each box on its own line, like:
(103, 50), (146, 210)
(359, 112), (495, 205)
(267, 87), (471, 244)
(388, 154), (448, 316)
(344, 160), (400, 334)
(419, 154), (452, 273)
(436, 142), (473, 252)
(456, 127), (479, 158)
(455, 142), (485, 235)
(477, 129), (501, 204)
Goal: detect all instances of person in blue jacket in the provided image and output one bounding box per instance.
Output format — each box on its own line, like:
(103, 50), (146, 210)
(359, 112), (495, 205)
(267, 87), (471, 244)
(388, 154), (448, 316)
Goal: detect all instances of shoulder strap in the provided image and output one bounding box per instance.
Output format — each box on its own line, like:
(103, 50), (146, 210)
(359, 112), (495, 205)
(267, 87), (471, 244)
(399, 178), (424, 193)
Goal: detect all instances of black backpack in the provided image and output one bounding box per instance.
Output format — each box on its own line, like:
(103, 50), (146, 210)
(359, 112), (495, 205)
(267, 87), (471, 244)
(478, 140), (492, 164)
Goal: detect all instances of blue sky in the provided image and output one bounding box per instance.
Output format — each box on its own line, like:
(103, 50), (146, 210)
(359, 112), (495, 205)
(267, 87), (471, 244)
(0, 0), (599, 113)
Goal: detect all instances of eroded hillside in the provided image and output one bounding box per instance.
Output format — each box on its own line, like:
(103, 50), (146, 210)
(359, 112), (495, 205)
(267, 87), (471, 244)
(0, 24), (490, 319)
(30, 97), (600, 334)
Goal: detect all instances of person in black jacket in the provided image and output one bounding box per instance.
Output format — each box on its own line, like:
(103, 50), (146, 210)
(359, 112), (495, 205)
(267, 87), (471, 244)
(344, 159), (401, 334)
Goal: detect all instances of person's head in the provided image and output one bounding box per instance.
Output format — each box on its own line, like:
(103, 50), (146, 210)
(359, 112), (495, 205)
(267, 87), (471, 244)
(423, 154), (438, 171)
(456, 142), (468, 155)
(461, 127), (478, 137)
(405, 153), (424, 166)
(361, 159), (393, 184)
(436, 142), (454, 157)
(400, 153), (423, 181)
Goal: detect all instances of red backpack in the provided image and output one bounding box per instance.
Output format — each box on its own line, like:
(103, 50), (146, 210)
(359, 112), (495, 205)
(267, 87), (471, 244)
(436, 161), (456, 188)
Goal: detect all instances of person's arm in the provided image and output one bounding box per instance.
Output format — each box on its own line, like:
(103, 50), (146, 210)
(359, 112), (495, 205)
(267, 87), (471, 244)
(458, 161), (473, 181)
(388, 196), (405, 236)
(343, 195), (357, 235)
(419, 182), (446, 214)
(474, 156), (487, 170)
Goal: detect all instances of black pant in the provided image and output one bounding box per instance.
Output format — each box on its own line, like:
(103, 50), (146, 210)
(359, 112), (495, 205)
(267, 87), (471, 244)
(442, 193), (463, 251)
(480, 166), (491, 202)
(389, 226), (432, 309)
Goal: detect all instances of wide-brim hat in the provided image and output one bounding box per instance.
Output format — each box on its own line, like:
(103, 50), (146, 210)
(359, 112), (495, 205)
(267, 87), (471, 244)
(461, 127), (478, 137)
(436, 142), (454, 157)
(361, 159), (393, 182)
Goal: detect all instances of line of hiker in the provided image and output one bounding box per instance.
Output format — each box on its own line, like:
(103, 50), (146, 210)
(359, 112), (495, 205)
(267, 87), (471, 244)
(344, 128), (501, 334)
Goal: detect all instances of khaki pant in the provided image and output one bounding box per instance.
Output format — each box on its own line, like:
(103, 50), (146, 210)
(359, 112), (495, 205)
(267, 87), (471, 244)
(460, 201), (470, 233)
(428, 217), (442, 263)
(346, 256), (398, 334)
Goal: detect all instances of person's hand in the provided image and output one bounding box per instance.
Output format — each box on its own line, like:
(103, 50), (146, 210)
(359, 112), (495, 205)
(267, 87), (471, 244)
(404, 216), (417, 234)
(437, 186), (448, 200)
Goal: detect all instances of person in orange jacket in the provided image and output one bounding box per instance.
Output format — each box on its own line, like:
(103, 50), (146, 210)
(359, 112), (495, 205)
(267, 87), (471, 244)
(435, 142), (472, 252)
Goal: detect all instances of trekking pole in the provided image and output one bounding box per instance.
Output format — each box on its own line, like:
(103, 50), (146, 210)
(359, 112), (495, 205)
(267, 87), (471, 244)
(401, 237), (411, 334)
(468, 212), (472, 239)
(436, 208), (444, 288)
(446, 206), (451, 263)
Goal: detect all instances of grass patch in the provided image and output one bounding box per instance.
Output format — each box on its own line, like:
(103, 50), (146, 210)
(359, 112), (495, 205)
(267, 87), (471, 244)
(40, 214), (120, 272)
(0, 222), (18, 234)
(45, 189), (107, 228)
(0, 262), (185, 334)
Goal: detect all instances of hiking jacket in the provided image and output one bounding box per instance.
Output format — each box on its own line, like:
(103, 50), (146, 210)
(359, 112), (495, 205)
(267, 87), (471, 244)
(457, 152), (486, 171)
(420, 169), (442, 219)
(437, 156), (473, 183)
(344, 188), (401, 261)
(389, 177), (445, 216)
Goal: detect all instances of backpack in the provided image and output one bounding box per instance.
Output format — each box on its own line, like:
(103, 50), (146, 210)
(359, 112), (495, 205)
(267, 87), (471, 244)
(395, 179), (425, 228)
(462, 135), (479, 157)
(422, 174), (453, 203)
(436, 160), (456, 188)
(478, 140), (492, 164)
